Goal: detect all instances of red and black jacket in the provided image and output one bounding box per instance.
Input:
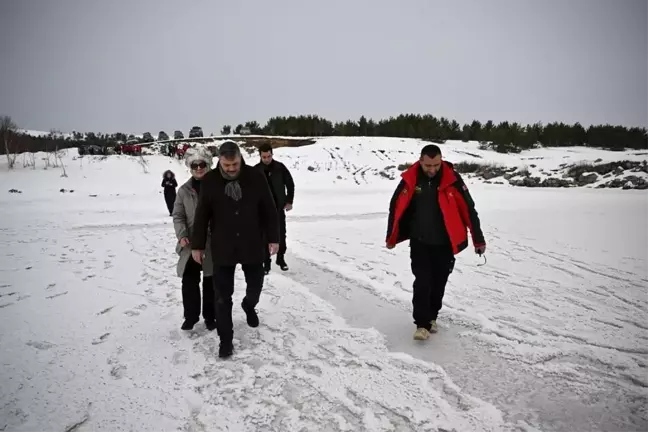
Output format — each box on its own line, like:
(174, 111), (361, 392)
(386, 161), (485, 255)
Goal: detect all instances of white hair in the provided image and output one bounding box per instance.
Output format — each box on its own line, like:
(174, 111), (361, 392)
(184, 147), (213, 169)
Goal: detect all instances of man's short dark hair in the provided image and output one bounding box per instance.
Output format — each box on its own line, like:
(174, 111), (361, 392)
(219, 140), (241, 160)
(420, 144), (442, 159)
(259, 143), (273, 154)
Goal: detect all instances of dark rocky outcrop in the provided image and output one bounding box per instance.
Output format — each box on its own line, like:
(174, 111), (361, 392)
(388, 158), (647, 189)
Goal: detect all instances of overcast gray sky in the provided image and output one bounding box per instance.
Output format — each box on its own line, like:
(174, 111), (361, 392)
(0, 0), (646, 135)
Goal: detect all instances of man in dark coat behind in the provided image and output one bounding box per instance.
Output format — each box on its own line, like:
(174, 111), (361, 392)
(191, 141), (279, 358)
(255, 143), (295, 273)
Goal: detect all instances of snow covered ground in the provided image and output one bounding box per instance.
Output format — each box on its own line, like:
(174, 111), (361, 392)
(1, 140), (647, 432)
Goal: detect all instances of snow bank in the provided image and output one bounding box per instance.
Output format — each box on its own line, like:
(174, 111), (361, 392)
(4, 136), (647, 192)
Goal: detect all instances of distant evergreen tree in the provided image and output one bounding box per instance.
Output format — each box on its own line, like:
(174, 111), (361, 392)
(3, 112), (646, 155)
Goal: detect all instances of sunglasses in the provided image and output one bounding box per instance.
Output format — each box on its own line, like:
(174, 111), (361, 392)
(190, 161), (207, 170)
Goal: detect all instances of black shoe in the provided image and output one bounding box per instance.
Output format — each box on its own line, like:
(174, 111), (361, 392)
(241, 300), (259, 328)
(205, 320), (217, 331)
(263, 261), (271, 275)
(276, 257), (288, 271)
(218, 340), (233, 358)
(181, 319), (198, 330)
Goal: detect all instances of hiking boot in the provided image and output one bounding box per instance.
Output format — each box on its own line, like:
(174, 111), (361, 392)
(181, 319), (198, 331)
(205, 320), (217, 331)
(413, 327), (430, 340)
(241, 300), (259, 328)
(276, 256), (289, 271)
(429, 320), (438, 333)
(218, 340), (233, 358)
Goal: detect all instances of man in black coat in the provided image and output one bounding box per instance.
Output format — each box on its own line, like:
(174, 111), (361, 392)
(255, 143), (295, 274)
(191, 141), (280, 358)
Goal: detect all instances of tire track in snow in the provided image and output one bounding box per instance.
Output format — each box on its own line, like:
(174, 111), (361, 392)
(279, 254), (570, 430)
(286, 224), (648, 432)
(185, 269), (512, 432)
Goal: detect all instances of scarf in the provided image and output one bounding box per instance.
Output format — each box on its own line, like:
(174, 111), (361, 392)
(219, 165), (242, 201)
(191, 177), (201, 195)
(263, 160), (275, 173)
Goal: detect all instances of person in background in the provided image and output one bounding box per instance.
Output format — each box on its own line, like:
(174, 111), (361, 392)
(161, 170), (178, 216)
(385, 144), (486, 341)
(172, 148), (216, 331)
(191, 141), (279, 359)
(255, 143), (295, 273)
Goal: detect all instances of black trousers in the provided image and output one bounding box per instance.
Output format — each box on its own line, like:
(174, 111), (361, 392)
(264, 208), (287, 263)
(182, 257), (215, 322)
(410, 239), (455, 329)
(164, 189), (176, 215)
(212, 263), (265, 341)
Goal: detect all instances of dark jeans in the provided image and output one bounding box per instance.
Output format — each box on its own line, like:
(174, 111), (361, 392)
(182, 257), (215, 322)
(164, 189), (176, 215)
(410, 239), (455, 329)
(213, 263), (265, 341)
(264, 208), (287, 263)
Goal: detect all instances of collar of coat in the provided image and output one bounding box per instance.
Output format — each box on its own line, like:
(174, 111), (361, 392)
(401, 160), (458, 190)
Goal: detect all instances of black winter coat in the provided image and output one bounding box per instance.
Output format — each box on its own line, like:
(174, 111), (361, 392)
(255, 160), (295, 209)
(191, 162), (280, 266)
(162, 177), (177, 195)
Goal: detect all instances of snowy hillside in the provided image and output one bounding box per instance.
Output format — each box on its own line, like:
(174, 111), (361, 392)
(8, 134), (648, 190)
(1, 138), (647, 431)
(259, 136), (648, 190)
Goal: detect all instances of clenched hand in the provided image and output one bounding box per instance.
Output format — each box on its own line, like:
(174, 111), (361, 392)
(192, 250), (204, 264)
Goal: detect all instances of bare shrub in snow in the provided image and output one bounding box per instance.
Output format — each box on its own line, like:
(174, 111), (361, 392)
(42, 129), (62, 170)
(452, 161), (514, 180)
(138, 154), (149, 173)
(22, 152), (36, 169)
(452, 161), (484, 173)
(478, 140), (522, 154)
(516, 167), (531, 177)
(1, 115), (19, 169)
(55, 147), (68, 177)
(43, 153), (52, 169)
(49, 150), (60, 168)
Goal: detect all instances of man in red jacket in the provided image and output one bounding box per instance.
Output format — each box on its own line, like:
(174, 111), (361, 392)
(385, 144), (486, 341)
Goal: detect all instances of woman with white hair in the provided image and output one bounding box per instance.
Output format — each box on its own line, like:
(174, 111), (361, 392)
(172, 147), (216, 331)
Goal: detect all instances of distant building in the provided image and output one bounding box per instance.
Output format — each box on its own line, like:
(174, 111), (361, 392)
(239, 126), (251, 135)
